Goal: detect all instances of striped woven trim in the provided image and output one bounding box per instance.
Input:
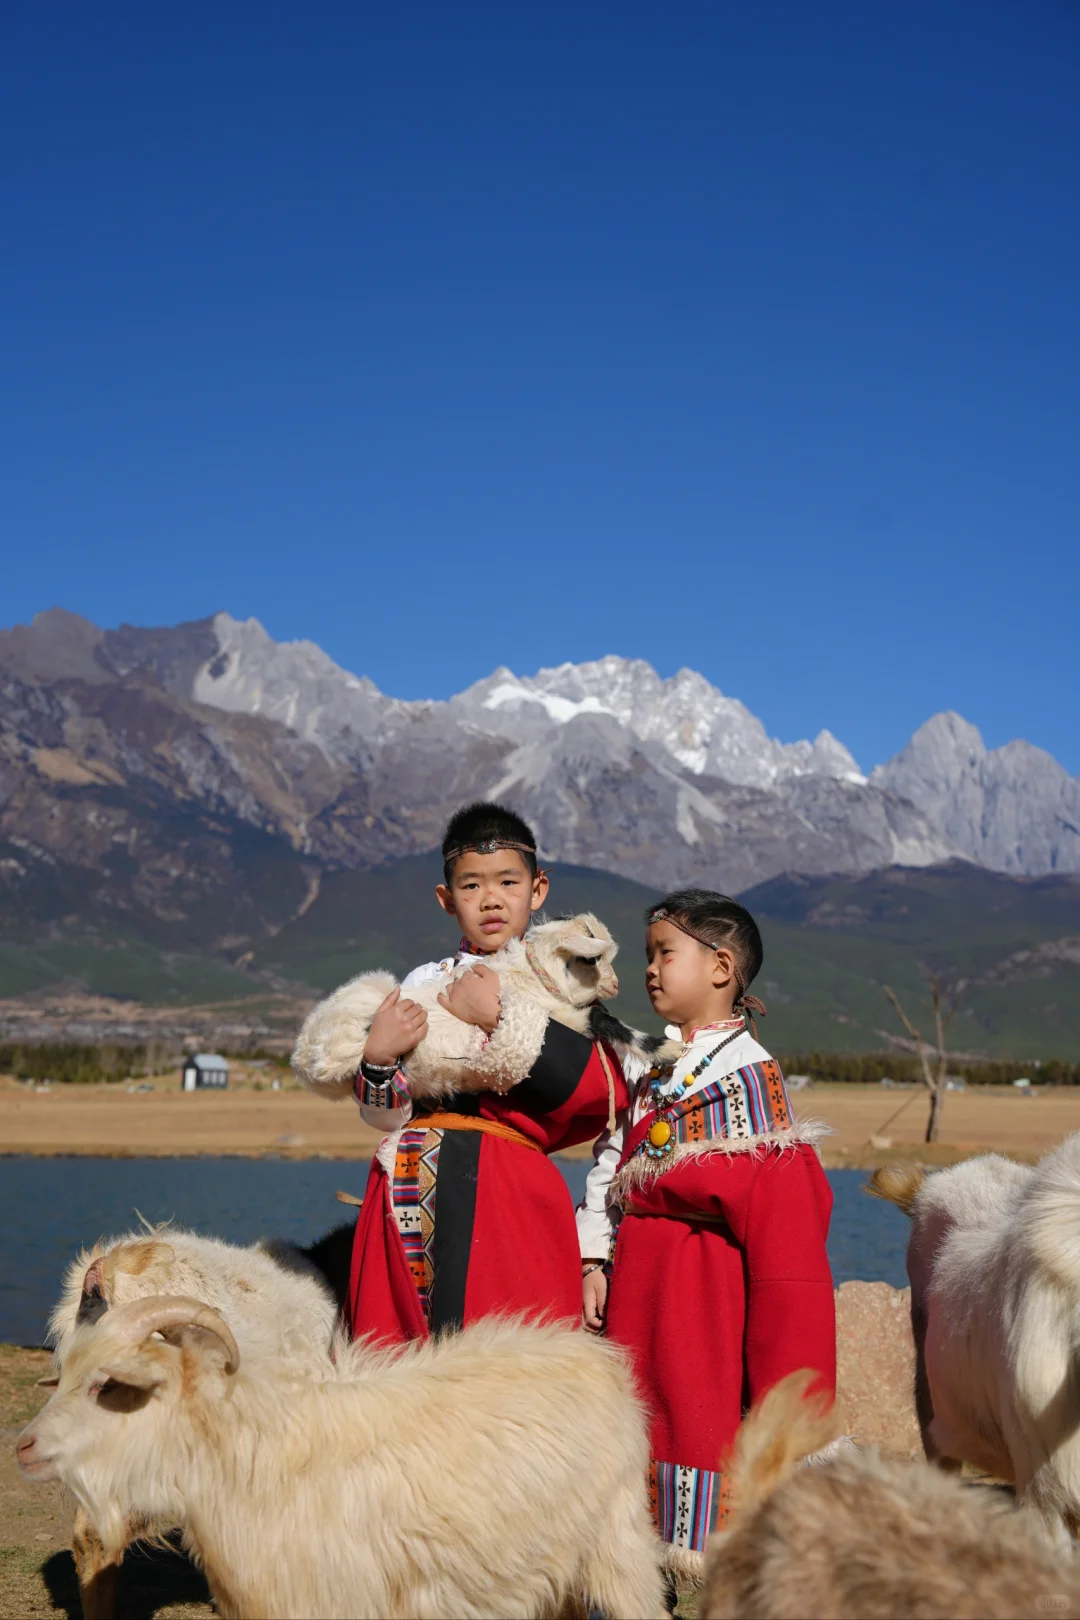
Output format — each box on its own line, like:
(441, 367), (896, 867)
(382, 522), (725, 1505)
(354, 1066), (411, 1109)
(648, 1459), (732, 1551)
(390, 1127), (441, 1324)
(662, 1059), (793, 1145)
(613, 1059), (829, 1199)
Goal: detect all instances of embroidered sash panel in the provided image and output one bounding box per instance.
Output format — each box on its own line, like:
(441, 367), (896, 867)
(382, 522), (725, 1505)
(648, 1459), (732, 1550)
(391, 1127), (441, 1324)
(631, 1059), (792, 1164)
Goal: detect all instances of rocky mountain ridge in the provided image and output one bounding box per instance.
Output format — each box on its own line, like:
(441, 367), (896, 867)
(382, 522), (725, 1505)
(1, 609), (1077, 959)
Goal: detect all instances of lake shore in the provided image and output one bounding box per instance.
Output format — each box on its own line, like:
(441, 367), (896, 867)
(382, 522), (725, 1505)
(4, 1074), (1080, 1168)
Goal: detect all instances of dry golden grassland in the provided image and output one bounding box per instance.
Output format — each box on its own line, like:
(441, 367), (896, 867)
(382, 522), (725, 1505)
(3, 1072), (1080, 1167)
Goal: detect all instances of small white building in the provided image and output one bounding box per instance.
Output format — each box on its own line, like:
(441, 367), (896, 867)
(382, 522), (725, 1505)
(182, 1053), (229, 1091)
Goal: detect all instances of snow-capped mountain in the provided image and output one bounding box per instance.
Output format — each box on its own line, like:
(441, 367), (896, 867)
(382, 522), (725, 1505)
(461, 657), (865, 788)
(1, 609), (1076, 923)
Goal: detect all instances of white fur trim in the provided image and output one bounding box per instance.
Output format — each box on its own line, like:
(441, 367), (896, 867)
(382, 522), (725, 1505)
(291, 971), (399, 1098)
(375, 1127), (403, 1178)
(611, 1118), (831, 1202)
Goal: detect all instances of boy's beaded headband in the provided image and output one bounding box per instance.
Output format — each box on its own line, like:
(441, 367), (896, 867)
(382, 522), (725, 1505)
(443, 836), (541, 866)
(648, 905), (768, 1038)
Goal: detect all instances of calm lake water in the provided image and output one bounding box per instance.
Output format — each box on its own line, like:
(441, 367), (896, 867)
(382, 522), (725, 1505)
(1, 1158), (908, 1346)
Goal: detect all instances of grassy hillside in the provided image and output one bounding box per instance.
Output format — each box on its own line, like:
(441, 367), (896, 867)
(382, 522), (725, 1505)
(255, 855), (665, 1029)
(3, 854), (1079, 1059)
(745, 863), (1080, 1059)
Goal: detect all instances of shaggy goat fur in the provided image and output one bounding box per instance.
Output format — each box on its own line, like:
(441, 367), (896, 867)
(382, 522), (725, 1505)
(871, 1136), (1080, 1537)
(292, 910), (676, 1101)
(49, 1226), (339, 1372)
(20, 1299), (666, 1620)
(48, 1225), (344, 1619)
(701, 1370), (1080, 1620)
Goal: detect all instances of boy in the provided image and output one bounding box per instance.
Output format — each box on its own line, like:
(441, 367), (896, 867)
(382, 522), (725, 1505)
(577, 889), (835, 1579)
(308, 801), (628, 1344)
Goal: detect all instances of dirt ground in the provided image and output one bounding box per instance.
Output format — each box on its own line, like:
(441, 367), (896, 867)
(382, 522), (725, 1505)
(4, 1073), (1080, 1167)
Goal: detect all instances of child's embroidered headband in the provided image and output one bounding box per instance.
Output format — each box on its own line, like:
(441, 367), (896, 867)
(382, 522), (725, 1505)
(443, 837), (539, 864)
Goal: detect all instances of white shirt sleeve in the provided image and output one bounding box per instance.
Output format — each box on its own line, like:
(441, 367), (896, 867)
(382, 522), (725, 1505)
(575, 1122), (626, 1257)
(352, 958), (453, 1130)
(575, 1050), (647, 1258)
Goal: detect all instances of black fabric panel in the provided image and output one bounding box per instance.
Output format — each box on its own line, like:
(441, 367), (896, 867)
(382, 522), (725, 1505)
(512, 1020), (593, 1116)
(429, 1129), (481, 1334)
(413, 1090), (482, 1118)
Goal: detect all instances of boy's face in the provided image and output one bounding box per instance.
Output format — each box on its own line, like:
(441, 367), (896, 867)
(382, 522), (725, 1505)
(645, 919), (736, 1030)
(436, 850), (549, 954)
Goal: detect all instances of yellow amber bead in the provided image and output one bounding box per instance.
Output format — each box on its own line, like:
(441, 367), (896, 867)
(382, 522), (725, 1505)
(648, 1119), (673, 1149)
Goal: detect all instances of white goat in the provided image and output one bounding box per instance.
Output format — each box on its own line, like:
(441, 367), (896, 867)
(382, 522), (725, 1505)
(701, 1370), (1079, 1620)
(292, 911), (675, 1105)
(49, 1225), (340, 1371)
(872, 1136), (1080, 1537)
(49, 1225), (345, 1619)
(20, 1296), (666, 1620)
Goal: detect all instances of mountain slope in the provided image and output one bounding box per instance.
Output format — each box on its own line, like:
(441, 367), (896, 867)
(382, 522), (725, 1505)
(871, 712), (1080, 875)
(1, 605), (1078, 996)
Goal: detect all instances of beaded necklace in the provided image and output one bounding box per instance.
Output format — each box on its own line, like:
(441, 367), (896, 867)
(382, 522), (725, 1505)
(642, 1026), (746, 1160)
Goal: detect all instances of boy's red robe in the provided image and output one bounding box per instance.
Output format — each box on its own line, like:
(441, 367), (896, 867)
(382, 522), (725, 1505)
(604, 1077), (836, 1564)
(347, 1023), (625, 1344)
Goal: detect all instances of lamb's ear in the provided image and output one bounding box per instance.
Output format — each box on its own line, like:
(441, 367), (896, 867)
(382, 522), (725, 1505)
(558, 933), (614, 961)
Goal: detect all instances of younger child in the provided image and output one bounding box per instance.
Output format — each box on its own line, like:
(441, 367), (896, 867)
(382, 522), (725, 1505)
(306, 801), (628, 1345)
(577, 889), (835, 1575)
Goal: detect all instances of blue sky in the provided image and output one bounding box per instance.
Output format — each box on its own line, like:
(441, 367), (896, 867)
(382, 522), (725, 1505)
(2, 2), (1077, 773)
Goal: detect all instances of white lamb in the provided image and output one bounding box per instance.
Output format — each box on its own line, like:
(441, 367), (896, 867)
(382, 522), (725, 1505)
(19, 1295), (666, 1620)
(292, 910), (675, 1108)
(872, 1134), (1080, 1537)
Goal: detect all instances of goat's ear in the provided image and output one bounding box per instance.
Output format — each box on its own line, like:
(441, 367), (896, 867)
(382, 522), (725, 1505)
(35, 1375), (60, 1390)
(559, 933), (615, 961)
(92, 1356), (169, 1395)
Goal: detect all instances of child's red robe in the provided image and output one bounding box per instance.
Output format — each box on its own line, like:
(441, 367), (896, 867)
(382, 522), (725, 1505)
(580, 1029), (836, 1569)
(347, 1022), (626, 1344)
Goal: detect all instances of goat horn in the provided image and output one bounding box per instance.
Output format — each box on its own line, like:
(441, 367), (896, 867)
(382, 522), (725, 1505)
(103, 1295), (241, 1374)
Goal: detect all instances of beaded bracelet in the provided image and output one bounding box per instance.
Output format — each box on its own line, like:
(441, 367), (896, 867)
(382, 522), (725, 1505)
(581, 1262), (605, 1279)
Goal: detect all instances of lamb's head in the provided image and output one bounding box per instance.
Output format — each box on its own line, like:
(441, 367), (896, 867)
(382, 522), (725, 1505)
(17, 1296), (239, 1550)
(526, 913), (619, 1007)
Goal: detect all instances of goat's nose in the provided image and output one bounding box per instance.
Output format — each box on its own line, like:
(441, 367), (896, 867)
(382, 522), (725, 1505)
(15, 1433), (36, 1463)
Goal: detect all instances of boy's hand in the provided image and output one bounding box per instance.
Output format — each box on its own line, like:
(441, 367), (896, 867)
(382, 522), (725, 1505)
(363, 987), (428, 1066)
(437, 963), (501, 1032)
(582, 1266), (608, 1333)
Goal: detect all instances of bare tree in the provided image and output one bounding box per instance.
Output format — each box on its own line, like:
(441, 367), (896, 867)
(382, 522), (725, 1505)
(883, 974), (966, 1144)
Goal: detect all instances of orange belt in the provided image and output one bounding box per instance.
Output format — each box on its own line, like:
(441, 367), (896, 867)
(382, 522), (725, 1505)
(413, 1112), (542, 1152)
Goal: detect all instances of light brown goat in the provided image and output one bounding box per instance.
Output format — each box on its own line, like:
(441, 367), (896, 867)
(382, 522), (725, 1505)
(701, 1371), (1080, 1620)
